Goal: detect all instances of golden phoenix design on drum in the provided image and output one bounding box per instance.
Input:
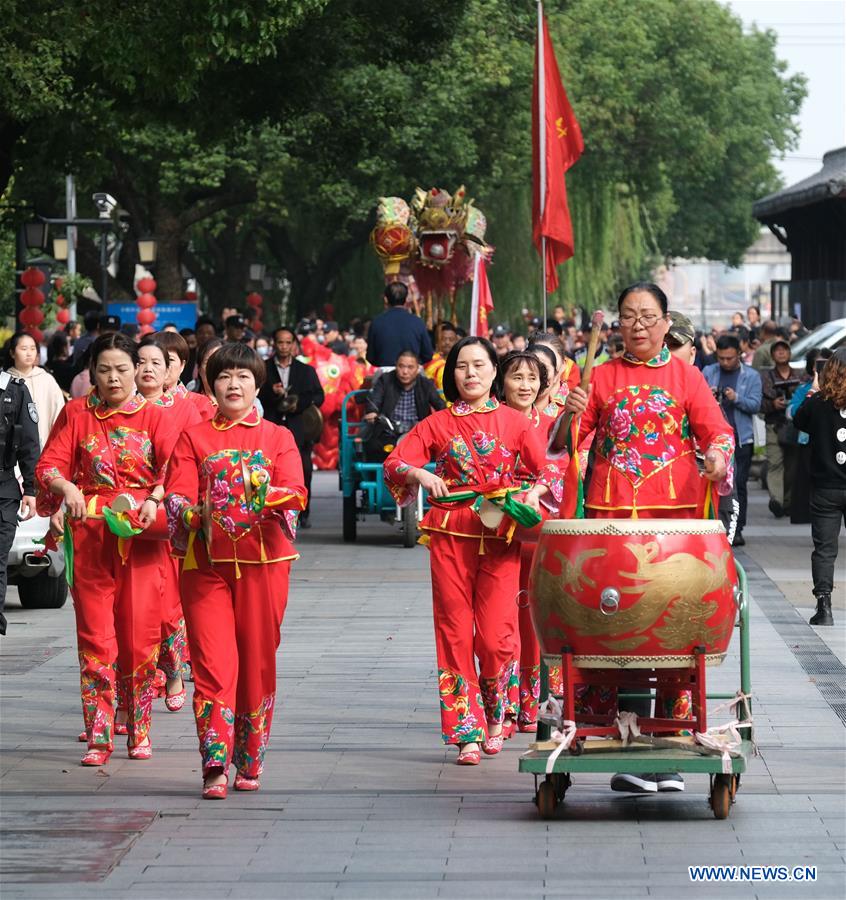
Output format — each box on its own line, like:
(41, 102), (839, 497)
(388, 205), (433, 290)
(528, 519), (739, 668)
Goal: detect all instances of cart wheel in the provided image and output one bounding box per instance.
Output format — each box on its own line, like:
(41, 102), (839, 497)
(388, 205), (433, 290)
(343, 495), (357, 542)
(552, 772), (571, 801)
(710, 775), (731, 820)
(401, 504), (417, 548)
(731, 774), (740, 801)
(536, 779), (557, 819)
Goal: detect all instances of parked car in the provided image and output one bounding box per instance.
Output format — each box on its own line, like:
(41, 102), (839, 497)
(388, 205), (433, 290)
(790, 318), (846, 370)
(7, 514), (67, 609)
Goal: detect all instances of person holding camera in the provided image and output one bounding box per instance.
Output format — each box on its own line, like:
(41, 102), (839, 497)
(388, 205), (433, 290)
(761, 338), (805, 518)
(258, 327), (324, 528)
(792, 348), (846, 627)
(701, 334), (762, 546)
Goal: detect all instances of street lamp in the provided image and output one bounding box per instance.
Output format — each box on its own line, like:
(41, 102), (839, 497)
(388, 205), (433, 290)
(137, 236), (157, 265)
(52, 237), (69, 261)
(249, 262), (266, 282)
(24, 221), (49, 251)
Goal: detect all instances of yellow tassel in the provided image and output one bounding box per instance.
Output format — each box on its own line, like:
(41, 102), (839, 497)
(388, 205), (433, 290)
(183, 532), (198, 571)
(441, 510), (450, 528)
(505, 520), (517, 545)
(87, 495), (98, 516)
(117, 537), (130, 565)
(259, 526), (267, 562)
(604, 467), (612, 503)
(632, 488), (639, 520)
(478, 532), (485, 555)
(234, 547), (241, 580)
(417, 534), (431, 548)
(668, 465), (676, 500)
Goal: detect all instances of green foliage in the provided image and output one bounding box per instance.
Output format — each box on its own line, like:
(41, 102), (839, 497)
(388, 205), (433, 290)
(1, 0), (805, 325)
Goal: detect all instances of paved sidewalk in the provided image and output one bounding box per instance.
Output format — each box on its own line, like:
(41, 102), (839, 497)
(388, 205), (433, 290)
(1, 473), (843, 899)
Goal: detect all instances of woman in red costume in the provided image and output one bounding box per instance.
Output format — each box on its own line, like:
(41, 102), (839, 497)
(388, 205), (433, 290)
(497, 351), (558, 732)
(561, 282), (734, 793)
(36, 333), (178, 766)
(383, 337), (562, 765)
(165, 343), (306, 799)
(136, 336), (202, 711)
(530, 332), (580, 417)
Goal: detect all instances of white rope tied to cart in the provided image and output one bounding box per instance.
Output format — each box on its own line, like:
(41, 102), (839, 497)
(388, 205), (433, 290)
(614, 710), (642, 746)
(538, 696), (577, 774)
(694, 691), (756, 774)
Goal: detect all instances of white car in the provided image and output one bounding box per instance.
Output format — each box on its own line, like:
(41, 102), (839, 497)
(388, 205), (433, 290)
(7, 513), (67, 609)
(790, 318), (846, 370)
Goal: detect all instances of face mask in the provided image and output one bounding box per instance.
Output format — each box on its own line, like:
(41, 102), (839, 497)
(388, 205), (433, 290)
(317, 335), (325, 344)
(257, 346), (270, 359)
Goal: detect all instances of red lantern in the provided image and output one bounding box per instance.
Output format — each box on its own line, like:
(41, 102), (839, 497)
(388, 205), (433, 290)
(21, 287), (45, 307)
(183, 290), (197, 301)
(27, 327), (44, 343)
(139, 324), (155, 336)
(246, 292), (263, 308)
(54, 277), (64, 292)
(136, 308), (156, 326)
(55, 293), (65, 307)
(56, 308), (70, 325)
(19, 307), (45, 327)
(137, 276), (157, 294)
(20, 267), (46, 288)
(137, 293), (157, 309)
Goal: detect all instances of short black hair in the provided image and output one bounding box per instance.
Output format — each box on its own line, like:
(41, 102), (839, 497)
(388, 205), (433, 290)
(206, 341), (266, 389)
(396, 349), (419, 364)
(89, 331), (139, 369)
(137, 335), (169, 363)
(715, 334), (740, 353)
(529, 332), (567, 367)
(384, 282), (408, 307)
(154, 330), (190, 365)
(442, 336), (499, 404)
(83, 311), (100, 333)
(195, 315), (217, 331)
(497, 350), (549, 401)
(617, 282), (668, 315)
(273, 326), (297, 341)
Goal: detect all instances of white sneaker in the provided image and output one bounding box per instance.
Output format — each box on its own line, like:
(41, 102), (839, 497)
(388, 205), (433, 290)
(656, 772), (685, 792)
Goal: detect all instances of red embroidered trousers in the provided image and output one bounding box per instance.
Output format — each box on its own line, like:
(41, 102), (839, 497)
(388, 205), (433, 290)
(181, 544), (290, 779)
(158, 556), (189, 679)
(429, 532), (520, 745)
(70, 519), (166, 750)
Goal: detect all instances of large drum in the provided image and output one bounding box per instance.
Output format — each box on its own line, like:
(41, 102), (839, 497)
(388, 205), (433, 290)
(528, 519), (738, 669)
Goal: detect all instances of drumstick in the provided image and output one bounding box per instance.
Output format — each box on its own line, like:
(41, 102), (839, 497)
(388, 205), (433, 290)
(579, 310), (605, 391)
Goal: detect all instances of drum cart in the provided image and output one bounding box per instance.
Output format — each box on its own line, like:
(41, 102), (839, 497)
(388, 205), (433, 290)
(519, 562), (753, 820)
(339, 390), (431, 547)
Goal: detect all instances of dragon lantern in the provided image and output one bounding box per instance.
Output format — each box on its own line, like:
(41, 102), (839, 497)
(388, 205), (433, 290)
(370, 186), (492, 327)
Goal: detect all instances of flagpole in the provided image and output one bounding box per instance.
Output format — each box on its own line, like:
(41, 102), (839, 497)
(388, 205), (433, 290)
(470, 252), (480, 337)
(537, 0), (548, 327)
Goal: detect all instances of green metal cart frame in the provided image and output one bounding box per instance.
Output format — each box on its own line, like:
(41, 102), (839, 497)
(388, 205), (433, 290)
(519, 562), (753, 820)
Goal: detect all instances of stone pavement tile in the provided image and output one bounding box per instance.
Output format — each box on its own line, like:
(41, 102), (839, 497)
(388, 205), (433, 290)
(332, 884), (442, 899)
(243, 854), (354, 874)
(227, 885), (337, 899)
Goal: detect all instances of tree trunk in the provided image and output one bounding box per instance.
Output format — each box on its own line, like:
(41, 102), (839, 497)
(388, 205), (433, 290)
(151, 210), (184, 300)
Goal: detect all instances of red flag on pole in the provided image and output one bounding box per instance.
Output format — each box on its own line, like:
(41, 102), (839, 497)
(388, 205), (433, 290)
(469, 254), (494, 337)
(532, 5), (584, 295)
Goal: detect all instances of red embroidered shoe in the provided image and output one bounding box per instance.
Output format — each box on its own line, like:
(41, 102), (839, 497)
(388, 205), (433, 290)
(234, 773), (260, 792)
(165, 688), (186, 712)
(456, 745), (481, 766)
(502, 718), (516, 740)
(77, 731), (87, 743)
(128, 740), (152, 760)
(482, 733), (504, 755)
(202, 782), (227, 800)
(115, 721), (128, 736)
(517, 720), (538, 733)
(81, 748), (111, 767)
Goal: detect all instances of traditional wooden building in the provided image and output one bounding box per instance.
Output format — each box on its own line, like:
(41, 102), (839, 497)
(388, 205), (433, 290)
(753, 146), (846, 326)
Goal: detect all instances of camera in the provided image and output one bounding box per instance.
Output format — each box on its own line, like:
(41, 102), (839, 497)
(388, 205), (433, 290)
(92, 192), (118, 217)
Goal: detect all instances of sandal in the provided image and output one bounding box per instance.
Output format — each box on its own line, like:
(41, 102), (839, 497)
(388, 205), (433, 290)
(81, 748), (111, 767)
(128, 739), (152, 760)
(234, 773), (260, 792)
(456, 744), (481, 766)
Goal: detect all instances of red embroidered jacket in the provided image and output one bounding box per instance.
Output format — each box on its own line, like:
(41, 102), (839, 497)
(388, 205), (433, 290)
(164, 407), (307, 566)
(35, 392), (178, 517)
(383, 398), (563, 541)
(579, 349), (735, 517)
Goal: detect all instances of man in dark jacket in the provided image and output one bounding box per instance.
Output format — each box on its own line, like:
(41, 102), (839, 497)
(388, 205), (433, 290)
(258, 326), (325, 527)
(367, 283), (433, 366)
(364, 350), (445, 433)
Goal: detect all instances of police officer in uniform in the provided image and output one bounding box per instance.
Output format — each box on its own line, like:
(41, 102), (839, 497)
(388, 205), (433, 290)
(0, 371), (40, 635)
